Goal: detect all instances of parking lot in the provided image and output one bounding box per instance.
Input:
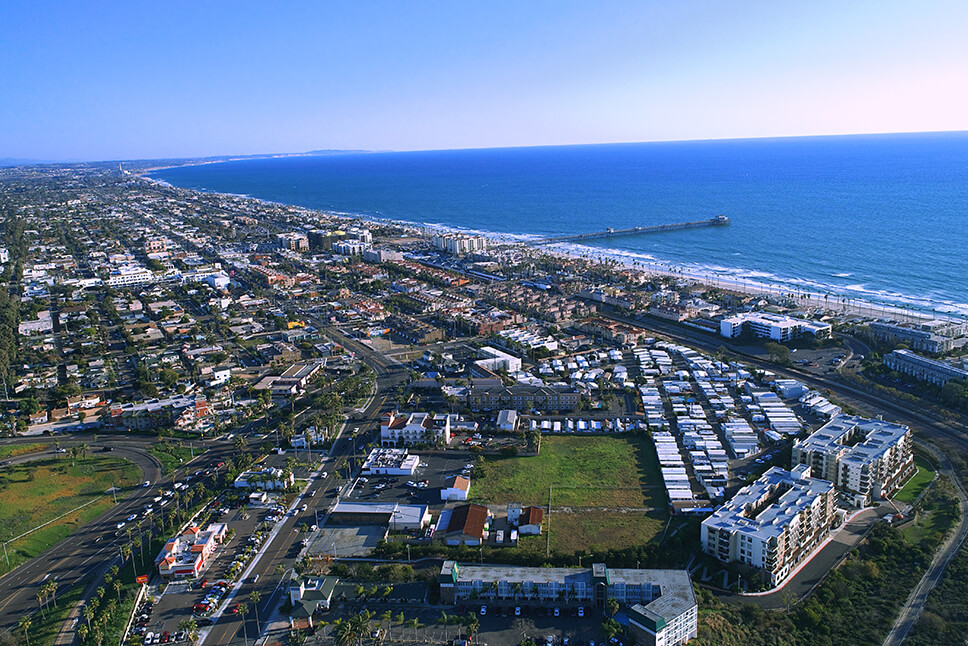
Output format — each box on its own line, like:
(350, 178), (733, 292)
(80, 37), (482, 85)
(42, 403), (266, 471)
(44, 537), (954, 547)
(343, 453), (474, 513)
(143, 495), (290, 639)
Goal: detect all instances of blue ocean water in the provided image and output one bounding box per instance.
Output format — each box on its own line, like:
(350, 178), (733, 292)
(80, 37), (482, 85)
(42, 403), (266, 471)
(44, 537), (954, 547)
(150, 132), (968, 316)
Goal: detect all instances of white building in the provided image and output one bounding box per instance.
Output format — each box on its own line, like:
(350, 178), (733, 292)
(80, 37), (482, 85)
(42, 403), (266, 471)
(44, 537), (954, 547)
(380, 411), (453, 447)
(277, 233), (309, 251)
(106, 265), (156, 288)
(344, 226), (373, 244)
(792, 414), (914, 507)
(233, 467), (294, 491)
(475, 346), (522, 373)
(431, 233), (487, 255)
(361, 447), (420, 475)
(332, 240), (370, 255)
(720, 312), (831, 342)
(441, 476), (470, 501)
(701, 465), (836, 586)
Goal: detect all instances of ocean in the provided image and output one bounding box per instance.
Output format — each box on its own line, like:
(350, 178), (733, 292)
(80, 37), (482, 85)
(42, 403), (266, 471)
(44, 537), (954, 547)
(149, 132), (968, 317)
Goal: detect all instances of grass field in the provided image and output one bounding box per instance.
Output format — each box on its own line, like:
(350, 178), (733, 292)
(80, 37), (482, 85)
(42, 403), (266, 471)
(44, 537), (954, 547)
(0, 456), (140, 574)
(893, 454), (937, 504)
(516, 509), (667, 555)
(471, 436), (663, 508)
(0, 442), (47, 459)
(147, 442), (197, 473)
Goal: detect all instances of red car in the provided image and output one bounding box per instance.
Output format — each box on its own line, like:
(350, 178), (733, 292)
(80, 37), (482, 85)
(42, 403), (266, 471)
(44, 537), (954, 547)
(230, 603), (241, 614)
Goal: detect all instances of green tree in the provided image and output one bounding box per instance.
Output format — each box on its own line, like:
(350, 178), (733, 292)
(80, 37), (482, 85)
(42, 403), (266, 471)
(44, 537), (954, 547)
(18, 616), (31, 646)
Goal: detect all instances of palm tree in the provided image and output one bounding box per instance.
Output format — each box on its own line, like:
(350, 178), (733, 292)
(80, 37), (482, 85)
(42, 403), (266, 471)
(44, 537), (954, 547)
(36, 591), (46, 618)
(121, 543), (134, 579)
(133, 536), (143, 570)
(68, 446), (79, 466)
(113, 579), (122, 601)
(249, 591), (261, 632)
(178, 619), (199, 644)
(18, 616), (31, 646)
(237, 602), (249, 646)
(78, 443), (90, 459)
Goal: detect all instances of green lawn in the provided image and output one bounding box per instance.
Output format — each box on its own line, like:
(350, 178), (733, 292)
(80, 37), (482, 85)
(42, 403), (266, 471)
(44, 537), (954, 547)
(0, 456), (141, 574)
(516, 509), (667, 555)
(0, 442), (47, 459)
(146, 442), (197, 473)
(471, 436), (664, 508)
(894, 454), (937, 504)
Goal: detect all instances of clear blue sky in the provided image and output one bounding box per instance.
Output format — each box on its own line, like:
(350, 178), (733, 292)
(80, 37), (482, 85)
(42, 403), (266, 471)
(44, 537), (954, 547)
(2, 1), (967, 161)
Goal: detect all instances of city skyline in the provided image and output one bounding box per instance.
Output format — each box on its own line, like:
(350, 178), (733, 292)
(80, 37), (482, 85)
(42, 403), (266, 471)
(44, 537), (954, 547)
(2, 1), (968, 161)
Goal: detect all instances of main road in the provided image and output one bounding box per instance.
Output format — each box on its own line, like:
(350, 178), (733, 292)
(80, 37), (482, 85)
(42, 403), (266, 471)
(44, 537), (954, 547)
(202, 327), (407, 646)
(0, 436), (236, 632)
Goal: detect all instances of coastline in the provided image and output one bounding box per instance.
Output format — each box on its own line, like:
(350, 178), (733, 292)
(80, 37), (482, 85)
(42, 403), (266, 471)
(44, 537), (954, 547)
(139, 172), (964, 324)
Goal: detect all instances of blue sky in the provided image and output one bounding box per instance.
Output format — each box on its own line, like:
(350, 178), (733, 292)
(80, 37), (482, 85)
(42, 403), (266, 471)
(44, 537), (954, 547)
(2, 1), (967, 161)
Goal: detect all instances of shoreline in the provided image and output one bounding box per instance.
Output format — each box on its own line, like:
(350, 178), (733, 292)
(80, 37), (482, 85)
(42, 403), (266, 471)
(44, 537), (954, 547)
(139, 172), (965, 324)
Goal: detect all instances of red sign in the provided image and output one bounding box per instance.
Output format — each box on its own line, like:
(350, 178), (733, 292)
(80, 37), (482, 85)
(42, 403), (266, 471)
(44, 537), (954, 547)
(136, 575), (149, 585)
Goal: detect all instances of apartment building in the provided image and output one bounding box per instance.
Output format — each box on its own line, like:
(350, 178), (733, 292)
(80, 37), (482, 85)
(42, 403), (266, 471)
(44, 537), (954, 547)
(870, 321), (955, 354)
(465, 384), (581, 412)
(439, 562), (697, 645)
(884, 349), (968, 386)
(432, 233), (487, 255)
(720, 312), (831, 342)
(277, 232), (309, 252)
(380, 411), (453, 447)
(792, 414), (914, 507)
(701, 465), (836, 586)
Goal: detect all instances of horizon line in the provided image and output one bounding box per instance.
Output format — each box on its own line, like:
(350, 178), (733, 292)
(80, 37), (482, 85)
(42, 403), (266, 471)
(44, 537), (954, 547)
(12, 127), (968, 168)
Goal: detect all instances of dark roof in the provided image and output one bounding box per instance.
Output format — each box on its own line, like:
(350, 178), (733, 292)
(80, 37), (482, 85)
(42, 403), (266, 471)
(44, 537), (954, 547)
(446, 504), (489, 539)
(520, 506), (543, 526)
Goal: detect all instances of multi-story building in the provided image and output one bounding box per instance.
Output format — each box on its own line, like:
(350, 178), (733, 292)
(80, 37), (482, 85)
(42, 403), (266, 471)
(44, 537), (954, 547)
(438, 562), (697, 645)
(792, 414), (914, 507)
(432, 233), (487, 255)
(277, 232), (309, 251)
(106, 264), (156, 287)
(701, 465), (836, 586)
(465, 384), (581, 411)
(144, 238), (168, 254)
(720, 312), (831, 342)
(884, 349), (968, 386)
(380, 411), (453, 447)
(870, 321), (955, 354)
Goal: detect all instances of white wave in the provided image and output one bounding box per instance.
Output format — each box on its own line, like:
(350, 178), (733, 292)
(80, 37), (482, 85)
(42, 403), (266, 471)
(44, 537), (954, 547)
(832, 272), (853, 278)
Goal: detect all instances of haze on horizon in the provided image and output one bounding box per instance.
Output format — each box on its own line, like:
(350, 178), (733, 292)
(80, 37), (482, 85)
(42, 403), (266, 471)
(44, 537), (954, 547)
(2, 1), (967, 162)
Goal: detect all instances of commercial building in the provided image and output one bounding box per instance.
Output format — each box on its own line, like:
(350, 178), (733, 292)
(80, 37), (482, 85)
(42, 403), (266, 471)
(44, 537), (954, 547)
(792, 414), (914, 507)
(233, 467), (295, 491)
(380, 411), (453, 447)
(701, 465), (836, 586)
(870, 321), (956, 354)
(107, 394), (209, 431)
(361, 447), (420, 475)
(474, 346), (522, 374)
(441, 475), (471, 501)
(289, 576), (339, 625)
(719, 312), (831, 342)
(362, 248), (403, 263)
(328, 501), (432, 530)
(155, 523), (227, 580)
(884, 349), (968, 386)
(438, 562), (697, 645)
(436, 504), (491, 546)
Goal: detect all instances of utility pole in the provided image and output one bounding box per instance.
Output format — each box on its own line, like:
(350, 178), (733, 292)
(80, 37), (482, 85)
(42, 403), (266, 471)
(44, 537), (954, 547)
(546, 484), (552, 558)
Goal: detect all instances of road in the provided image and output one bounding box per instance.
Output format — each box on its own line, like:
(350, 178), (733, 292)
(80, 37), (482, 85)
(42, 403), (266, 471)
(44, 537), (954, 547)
(882, 444), (968, 646)
(0, 435), (239, 632)
(202, 327), (407, 646)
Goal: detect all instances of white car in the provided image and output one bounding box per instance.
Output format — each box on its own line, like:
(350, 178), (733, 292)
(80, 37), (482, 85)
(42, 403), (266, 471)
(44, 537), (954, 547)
(126, 514), (138, 522)
(142, 480), (151, 488)
(116, 522), (126, 530)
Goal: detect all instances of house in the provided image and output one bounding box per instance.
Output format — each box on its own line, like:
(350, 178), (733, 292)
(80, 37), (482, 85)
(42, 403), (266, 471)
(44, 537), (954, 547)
(441, 476), (471, 502)
(438, 504), (491, 546)
(289, 576), (340, 628)
(67, 393), (102, 411)
(496, 409), (518, 432)
(517, 506), (543, 535)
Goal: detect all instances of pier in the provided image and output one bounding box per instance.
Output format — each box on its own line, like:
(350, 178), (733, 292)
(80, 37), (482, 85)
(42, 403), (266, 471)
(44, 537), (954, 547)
(533, 214), (729, 245)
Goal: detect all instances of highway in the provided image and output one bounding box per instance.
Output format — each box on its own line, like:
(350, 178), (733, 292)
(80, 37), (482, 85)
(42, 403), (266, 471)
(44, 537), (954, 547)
(0, 436), (236, 633)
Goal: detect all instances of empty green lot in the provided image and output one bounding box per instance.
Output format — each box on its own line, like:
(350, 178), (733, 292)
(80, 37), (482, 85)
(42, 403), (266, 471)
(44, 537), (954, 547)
(0, 456), (140, 574)
(472, 435), (664, 508)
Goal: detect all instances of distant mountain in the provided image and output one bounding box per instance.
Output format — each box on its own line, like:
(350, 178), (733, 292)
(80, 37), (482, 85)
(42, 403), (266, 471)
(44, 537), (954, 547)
(0, 158), (52, 167)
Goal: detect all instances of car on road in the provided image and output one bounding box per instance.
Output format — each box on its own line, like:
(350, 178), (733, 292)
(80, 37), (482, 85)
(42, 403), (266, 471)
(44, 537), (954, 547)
(554, 607), (560, 617)
(126, 514), (138, 521)
(578, 606), (584, 617)
(515, 606), (521, 616)
(142, 480), (151, 487)
(480, 605), (486, 616)
(301, 504), (308, 512)
(116, 521), (126, 529)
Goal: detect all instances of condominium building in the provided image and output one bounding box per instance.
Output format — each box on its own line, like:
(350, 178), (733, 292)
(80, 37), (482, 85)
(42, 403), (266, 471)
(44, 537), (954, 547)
(701, 465), (836, 586)
(870, 321), (956, 354)
(432, 233), (487, 255)
(720, 312), (831, 342)
(792, 414), (914, 507)
(884, 349), (968, 386)
(438, 562), (696, 646)
(277, 232), (309, 252)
